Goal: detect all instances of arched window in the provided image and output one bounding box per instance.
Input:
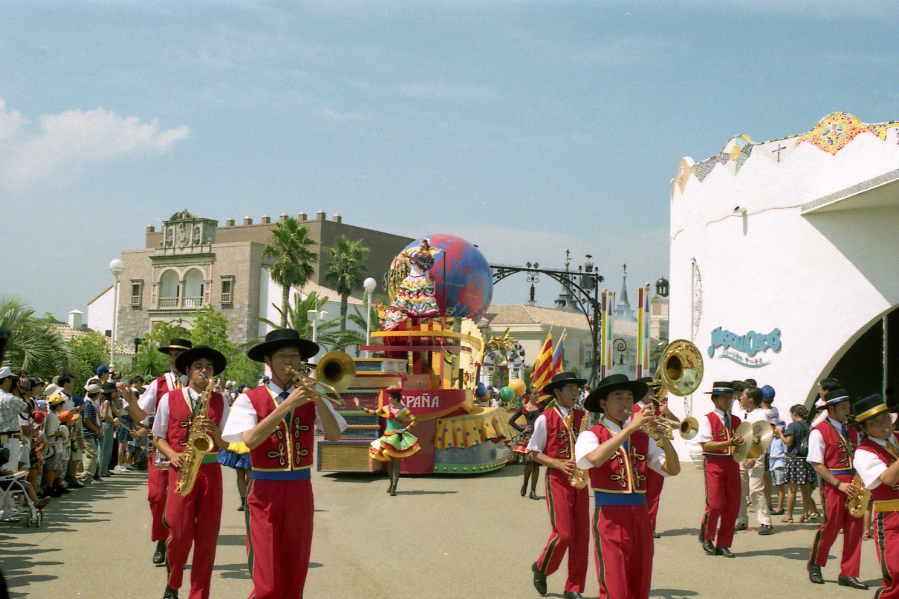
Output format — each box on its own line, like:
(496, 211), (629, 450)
(158, 270), (180, 308)
(183, 269), (205, 308)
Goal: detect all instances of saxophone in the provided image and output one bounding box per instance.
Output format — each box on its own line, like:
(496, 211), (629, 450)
(175, 376), (216, 497)
(846, 472), (871, 518)
(568, 412), (589, 489)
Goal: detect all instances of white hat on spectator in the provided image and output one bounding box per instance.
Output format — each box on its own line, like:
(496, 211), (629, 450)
(44, 383), (60, 396)
(85, 383), (102, 394)
(0, 366), (13, 379)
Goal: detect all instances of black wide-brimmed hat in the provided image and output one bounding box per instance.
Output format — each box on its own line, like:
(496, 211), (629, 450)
(158, 338), (193, 355)
(704, 381), (735, 396)
(247, 329), (319, 363)
(852, 393), (889, 425)
(824, 388), (851, 406)
(584, 374), (649, 413)
(541, 372), (587, 396)
(175, 345), (227, 376)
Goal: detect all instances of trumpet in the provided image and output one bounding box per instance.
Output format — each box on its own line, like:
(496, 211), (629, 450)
(641, 414), (700, 444)
(283, 351), (355, 409)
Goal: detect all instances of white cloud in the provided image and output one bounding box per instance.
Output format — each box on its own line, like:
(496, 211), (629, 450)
(396, 81), (502, 103)
(0, 99), (190, 188)
(318, 106), (370, 123)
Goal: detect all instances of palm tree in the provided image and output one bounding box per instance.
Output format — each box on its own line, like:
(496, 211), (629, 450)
(323, 236), (369, 332)
(262, 217), (318, 327)
(0, 296), (70, 378)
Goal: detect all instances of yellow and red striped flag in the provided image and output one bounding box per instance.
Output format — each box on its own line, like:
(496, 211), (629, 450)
(530, 328), (554, 391)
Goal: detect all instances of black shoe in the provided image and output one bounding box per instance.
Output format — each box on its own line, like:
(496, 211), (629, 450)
(808, 563), (824, 584)
(162, 585), (178, 599)
(734, 522), (748, 532)
(758, 524), (774, 535)
(529, 490), (539, 500)
(702, 540), (717, 555)
(521, 481), (528, 497)
(770, 509), (785, 515)
(152, 540), (166, 566)
(532, 562), (547, 596)
(838, 576), (869, 590)
(653, 531), (661, 539)
(716, 546), (735, 558)
(237, 500), (245, 512)
(562, 593), (584, 599)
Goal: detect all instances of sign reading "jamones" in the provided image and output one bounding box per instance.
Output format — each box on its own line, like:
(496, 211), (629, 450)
(707, 327), (782, 368)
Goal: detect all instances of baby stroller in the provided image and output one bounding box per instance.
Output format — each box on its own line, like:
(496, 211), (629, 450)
(0, 448), (42, 528)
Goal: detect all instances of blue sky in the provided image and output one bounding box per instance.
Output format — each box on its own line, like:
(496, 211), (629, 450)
(2, 0), (898, 321)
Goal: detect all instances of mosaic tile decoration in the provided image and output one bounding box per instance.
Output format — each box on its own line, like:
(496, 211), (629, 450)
(794, 112), (898, 155)
(671, 113), (899, 196)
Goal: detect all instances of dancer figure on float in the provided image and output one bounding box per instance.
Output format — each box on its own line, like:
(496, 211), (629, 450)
(383, 239), (442, 330)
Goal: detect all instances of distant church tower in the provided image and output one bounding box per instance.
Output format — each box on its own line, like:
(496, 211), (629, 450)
(613, 264), (637, 322)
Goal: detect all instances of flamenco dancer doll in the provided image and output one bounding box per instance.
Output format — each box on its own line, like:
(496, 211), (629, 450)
(382, 238), (442, 331)
(354, 386), (420, 495)
(509, 385), (543, 499)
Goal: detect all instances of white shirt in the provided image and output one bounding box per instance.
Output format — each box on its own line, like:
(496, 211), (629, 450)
(695, 408), (730, 444)
(138, 373), (187, 423)
(854, 434), (899, 491)
(745, 408), (767, 425)
(526, 406), (570, 453)
(221, 382), (348, 444)
(807, 417), (848, 465)
(151, 387), (230, 439)
(574, 416), (668, 476)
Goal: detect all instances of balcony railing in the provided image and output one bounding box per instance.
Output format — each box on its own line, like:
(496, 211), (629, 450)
(157, 297), (203, 309)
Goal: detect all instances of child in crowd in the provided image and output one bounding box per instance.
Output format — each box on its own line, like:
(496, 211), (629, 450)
(768, 419), (787, 515)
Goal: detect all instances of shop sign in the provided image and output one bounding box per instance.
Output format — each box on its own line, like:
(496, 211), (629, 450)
(707, 327), (781, 368)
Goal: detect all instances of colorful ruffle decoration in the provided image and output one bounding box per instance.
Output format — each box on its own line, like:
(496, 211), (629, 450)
(370, 430), (421, 462)
(434, 407), (517, 450)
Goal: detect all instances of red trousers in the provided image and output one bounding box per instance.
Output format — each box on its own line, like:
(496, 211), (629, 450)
(246, 478), (314, 599)
(700, 457), (741, 548)
(645, 469), (664, 533)
(809, 475), (862, 576)
(147, 452), (170, 542)
(593, 504), (653, 599)
(536, 470), (589, 593)
(874, 511), (899, 598)
(164, 463), (222, 599)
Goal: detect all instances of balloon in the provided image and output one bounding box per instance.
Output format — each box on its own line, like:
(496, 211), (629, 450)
(499, 386), (515, 402)
(475, 382), (487, 398)
(508, 378), (526, 397)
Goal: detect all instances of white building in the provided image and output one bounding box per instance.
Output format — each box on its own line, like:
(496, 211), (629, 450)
(668, 112), (899, 457)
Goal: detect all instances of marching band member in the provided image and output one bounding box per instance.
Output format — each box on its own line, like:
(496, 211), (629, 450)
(153, 345), (229, 599)
(576, 374), (680, 599)
(528, 372), (589, 599)
(806, 388), (866, 589)
(633, 376), (678, 537)
(221, 329), (346, 599)
(696, 381), (744, 558)
(853, 394), (899, 597)
(129, 338), (191, 566)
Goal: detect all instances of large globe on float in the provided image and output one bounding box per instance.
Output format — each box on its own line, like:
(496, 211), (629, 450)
(399, 234), (493, 321)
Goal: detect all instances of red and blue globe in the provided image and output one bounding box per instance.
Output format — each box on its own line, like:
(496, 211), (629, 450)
(403, 234), (493, 321)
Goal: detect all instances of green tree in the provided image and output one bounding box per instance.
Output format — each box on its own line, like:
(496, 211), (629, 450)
(132, 338), (169, 379)
(68, 331), (113, 389)
(0, 296), (70, 379)
(257, 291), (359, 354)
(191, 306), (262, 386)
(262, 218), (317, 327)
(323, 236), (369, 332)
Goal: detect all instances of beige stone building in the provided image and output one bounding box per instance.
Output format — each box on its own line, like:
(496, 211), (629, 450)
(89, 209), (412, 347)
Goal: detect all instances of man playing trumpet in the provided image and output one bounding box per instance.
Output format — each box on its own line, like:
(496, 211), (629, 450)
(222, 329), (346, 599)
(575, 374), (680, 599)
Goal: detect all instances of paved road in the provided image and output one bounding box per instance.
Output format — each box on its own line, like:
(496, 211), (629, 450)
(0, 460), (885, 598)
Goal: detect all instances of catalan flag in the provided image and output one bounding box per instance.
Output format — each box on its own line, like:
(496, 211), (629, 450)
(548, 329), (567, 380)
(530, 329), (554, 391)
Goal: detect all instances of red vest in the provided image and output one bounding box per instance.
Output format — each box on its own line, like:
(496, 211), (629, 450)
(703, 411), (741, 456)
(542, 407), (585, 461)
(165, 387), (225, 454)
(812, 420), (857, 471)
(246, 385), (316, 472)
(857, 439), (899, 502)
(587, 423), (650, 494)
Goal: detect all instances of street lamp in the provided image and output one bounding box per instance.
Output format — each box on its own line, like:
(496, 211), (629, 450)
(109, 258), (125, 367)
(306, 309), (328, 362)
(363, 277), (377, 357)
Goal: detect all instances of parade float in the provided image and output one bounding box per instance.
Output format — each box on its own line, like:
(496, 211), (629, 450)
(316, 233), (518, 475)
